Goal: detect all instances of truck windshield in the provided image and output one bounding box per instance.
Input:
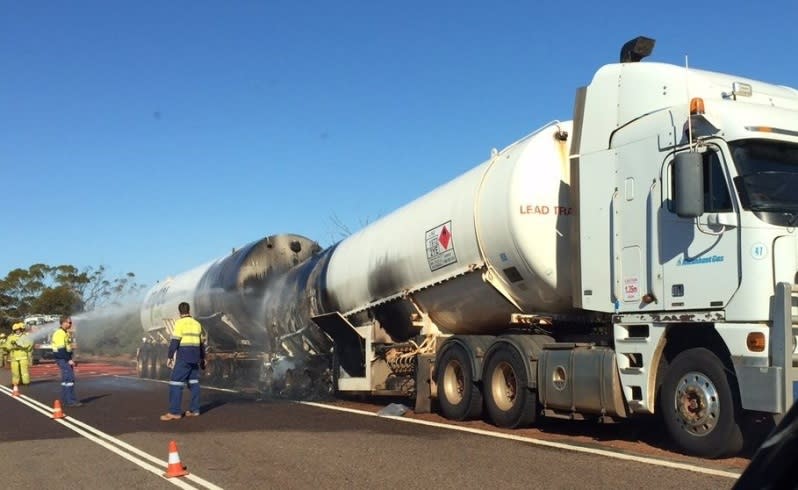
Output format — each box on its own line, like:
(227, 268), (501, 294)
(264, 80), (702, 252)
(730, 140), (798, 225)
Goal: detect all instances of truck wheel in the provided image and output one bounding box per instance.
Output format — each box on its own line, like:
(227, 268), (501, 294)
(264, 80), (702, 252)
(156, 353), (171, 379)
(139, 349), (154, 378)
(483, 344), (537, 428)
(212, 360), (225, 383)
(149, 352), (160, 379)
(660, 348), (744, 458)
(136, 352), (148, 378)
(436, 344), (482, 420)
(282, 369), (297, 398)
(157, 362), (170, 380)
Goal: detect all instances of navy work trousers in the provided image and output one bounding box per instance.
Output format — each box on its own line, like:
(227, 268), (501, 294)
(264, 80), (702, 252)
(168, 359), (200, 415)
(56, 359), (78, 405)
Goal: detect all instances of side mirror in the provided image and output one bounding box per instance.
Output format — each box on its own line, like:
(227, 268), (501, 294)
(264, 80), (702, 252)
(673, 152), (704, 218)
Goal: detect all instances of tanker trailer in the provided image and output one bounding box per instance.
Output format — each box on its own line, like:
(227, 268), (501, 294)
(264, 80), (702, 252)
(139, 233), (333, 395)
(312, 120), (581, 402)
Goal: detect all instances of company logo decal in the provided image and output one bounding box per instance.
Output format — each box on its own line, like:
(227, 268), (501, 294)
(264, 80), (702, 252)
(676, 255), (725, 266)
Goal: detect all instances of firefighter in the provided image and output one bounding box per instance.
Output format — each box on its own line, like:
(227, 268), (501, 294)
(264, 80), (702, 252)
(7, 322), (33, 389)
(0, 332), (7, 368)
(52, 315), (81, 407)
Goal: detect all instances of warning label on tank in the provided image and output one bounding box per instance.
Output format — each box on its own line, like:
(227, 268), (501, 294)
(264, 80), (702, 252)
(426, 221), (457, 271)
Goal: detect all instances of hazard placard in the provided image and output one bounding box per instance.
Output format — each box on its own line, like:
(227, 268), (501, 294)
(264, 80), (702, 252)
(426, 221), (457, 271)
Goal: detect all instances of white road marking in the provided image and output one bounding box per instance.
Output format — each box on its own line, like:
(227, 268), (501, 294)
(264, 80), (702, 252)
(1, 386), (223, 490)
(299, 401), (743, 480)
(114, 375), (240, 393)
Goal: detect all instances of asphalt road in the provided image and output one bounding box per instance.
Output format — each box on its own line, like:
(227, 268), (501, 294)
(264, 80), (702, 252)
(0, 362), (745, 489)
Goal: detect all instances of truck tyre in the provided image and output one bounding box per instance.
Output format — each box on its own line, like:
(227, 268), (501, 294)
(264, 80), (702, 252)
(149, 351), (160, 379)
(136, 349), (151, 378)
(136, 351), (148, 378)
(436, 344), (482, 420)
(157, 356), (170, 380)
(660, 348), (744, 458)
(483, 343), (537, 428)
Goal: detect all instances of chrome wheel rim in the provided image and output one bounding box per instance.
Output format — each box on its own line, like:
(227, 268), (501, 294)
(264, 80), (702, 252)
(443, 359), (465, 404)
(674, 371), (720, 436)
(490, 361), (517, 411)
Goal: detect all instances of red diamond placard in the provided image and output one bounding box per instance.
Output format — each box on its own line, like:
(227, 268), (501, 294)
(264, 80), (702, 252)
(439, 226), (451, 250)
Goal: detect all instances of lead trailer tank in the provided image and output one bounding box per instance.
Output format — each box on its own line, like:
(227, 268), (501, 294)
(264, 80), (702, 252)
(324, 121), (574, 336)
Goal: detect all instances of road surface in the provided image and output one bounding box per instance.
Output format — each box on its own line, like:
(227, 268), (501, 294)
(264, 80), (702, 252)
(0, 361), (749, 489)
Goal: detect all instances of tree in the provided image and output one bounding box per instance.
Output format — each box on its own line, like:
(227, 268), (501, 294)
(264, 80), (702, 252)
(30, 286), (83, 316)
(0, 266), (47, 319)
(328, 212), (374, 243)
(0, 263), (145, 323)
(69, 265), (142, 311)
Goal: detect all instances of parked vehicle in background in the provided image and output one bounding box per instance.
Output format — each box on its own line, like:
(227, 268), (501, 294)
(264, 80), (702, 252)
(24, 314), (59, 328)
(24, 314), (75, 364)
(32, 332), (55, 364)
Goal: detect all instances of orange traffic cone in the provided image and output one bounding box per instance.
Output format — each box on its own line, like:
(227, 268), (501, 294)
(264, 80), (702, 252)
(11, 385), (20, 397)
(52, 400), (66, 419)
(163, 440), (189, 478)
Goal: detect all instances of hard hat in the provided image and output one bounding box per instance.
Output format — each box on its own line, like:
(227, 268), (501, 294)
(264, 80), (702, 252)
(12, 322), (25, 331)
(0, 333), (6, 338)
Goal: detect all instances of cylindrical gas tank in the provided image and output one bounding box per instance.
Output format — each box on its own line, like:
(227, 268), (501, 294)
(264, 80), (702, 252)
(141, 234), (321, 350)
(324, 122), (574, 336)
(141, 261), (211, 334)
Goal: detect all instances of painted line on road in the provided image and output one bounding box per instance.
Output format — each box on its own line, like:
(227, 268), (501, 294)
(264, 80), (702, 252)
(299, 401), (742, 480)
(114, 375), (241, 393)
(0, 386), (223, 490)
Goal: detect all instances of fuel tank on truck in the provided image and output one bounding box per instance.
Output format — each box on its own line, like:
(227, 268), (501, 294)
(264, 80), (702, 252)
(324, 122), (575, 338)
(140, 234), (321, 351)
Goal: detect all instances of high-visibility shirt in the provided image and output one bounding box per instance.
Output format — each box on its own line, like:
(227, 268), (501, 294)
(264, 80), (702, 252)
(168, 316), (205, 363)
(6, 333), (33, 361)
(51, 328), (73, 360)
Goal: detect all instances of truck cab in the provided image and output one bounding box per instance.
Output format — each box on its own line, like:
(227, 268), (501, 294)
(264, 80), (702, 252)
(571, 37), (798, 455)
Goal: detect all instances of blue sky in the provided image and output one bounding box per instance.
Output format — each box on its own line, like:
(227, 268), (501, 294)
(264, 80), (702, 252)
(2, 1), (797, 289)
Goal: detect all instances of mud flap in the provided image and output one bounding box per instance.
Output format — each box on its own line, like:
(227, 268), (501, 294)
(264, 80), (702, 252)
(414, 353), (435, 414)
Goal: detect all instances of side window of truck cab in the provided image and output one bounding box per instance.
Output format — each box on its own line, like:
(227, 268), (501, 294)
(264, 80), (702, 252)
(668, 150), (733, 213)
(703, 151), (733, 212)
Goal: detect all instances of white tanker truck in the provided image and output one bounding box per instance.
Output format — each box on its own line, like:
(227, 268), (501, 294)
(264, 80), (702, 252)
(139, 37), (798, 458)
